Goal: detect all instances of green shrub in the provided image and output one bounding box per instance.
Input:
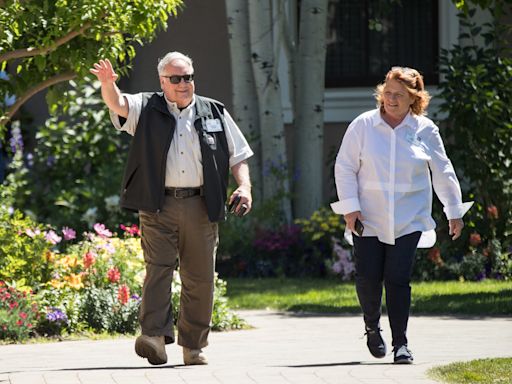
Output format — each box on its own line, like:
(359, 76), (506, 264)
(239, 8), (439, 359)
(13, 81), (137, 234)
(0, 197), (53, 289)
(436, 7), (512, 278)
(218, 206), (349, 278)
(0, 282), (39, 342)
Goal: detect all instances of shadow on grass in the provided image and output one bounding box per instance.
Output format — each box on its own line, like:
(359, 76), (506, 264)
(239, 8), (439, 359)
(411, 290), (512, 316)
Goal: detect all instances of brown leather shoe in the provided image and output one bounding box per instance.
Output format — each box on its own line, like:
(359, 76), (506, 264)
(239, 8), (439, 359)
(135, 335), (167, 365)
(183, 347), (208, 365)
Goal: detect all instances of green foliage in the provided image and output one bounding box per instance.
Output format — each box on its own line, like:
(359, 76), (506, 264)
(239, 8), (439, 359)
(0, 214), (245, 341)
(434, 6), (512, 279)
(452, 0), (512, 17)
(80, 286), (140, 334)
(211, 276), (246, 331)
(428, 357), (512, 384)
(0, 282), (39, 342)
(218, 206), (348, 278)
(0, 195), (52, 289)
(0, 0), (183, 132)
(13, 81), (137, 233)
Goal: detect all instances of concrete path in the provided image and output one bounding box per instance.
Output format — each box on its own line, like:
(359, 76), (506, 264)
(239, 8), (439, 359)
(0, 310), (510, 384)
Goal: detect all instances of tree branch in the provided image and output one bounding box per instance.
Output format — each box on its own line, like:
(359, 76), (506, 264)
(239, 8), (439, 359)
(0, 22), (92, 63)
(0, 71), (77, 126)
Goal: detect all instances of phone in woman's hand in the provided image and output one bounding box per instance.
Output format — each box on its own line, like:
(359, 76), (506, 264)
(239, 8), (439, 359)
(355, 218), (364, 236)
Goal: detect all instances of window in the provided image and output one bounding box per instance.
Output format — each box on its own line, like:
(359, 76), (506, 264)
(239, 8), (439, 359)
(326, 0), (439, 87)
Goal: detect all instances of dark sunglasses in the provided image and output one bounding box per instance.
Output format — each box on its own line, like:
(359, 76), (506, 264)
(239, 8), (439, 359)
(162, 74), (194, 84)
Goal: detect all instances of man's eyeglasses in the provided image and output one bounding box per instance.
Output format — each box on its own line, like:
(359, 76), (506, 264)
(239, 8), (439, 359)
(162, 74), (194, 84)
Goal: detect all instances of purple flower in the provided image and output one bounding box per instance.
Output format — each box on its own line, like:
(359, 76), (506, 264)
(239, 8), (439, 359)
(93, 223), (112, 238)
(44, 230), (62, 245)
(61, 227), (76, 241)
(9, 125), (23, 153)
(46, 307), (68, 324)
(253, 225), (301, 252)
(46, 155), (56, 167)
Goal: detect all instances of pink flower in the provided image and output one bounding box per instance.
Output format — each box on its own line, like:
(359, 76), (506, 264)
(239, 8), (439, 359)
(469, 232), (482, 247)
(44, 230), (62, 245)
(19, 312), (27, 319)
(120, 224), (141, 236)
(107, 267), (121, 283)
(117, 284), (130, 305)
(62, 227), (76, 241)
(93, 223), (112, 238)
(487, 205), (499, 219)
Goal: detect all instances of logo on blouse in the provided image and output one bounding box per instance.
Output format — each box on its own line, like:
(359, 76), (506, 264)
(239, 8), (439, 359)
(406, 132), (422, 146)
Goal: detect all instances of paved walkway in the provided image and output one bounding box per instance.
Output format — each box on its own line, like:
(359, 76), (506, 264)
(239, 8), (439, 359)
(0, 310), (511, 384)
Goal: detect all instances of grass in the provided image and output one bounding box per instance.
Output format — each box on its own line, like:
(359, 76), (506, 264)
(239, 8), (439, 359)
(428, 358), (512, 383)
(225, 278), (512, 315)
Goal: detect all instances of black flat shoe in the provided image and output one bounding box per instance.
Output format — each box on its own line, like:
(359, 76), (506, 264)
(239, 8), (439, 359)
(365, 327), (387, 358)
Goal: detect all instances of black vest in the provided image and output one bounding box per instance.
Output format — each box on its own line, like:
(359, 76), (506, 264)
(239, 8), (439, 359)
(119, 93), (230, 222)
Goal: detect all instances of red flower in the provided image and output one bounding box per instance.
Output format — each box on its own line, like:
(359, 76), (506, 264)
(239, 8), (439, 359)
(487, 205), (499, 219)
(107, 267), (121, 283)
(19, 312), (27, 319)
(469, 232), (482, 247)
(83, 251), (96, 269)
(16, 320), (23, 326)
(428, 247), (444, 266)
(117, 284), (130, 305)
(120, 224), (141, 236)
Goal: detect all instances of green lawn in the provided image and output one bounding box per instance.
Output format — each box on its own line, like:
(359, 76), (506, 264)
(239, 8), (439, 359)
(225, 278), (512, 315)
(428, 358), (512, 383)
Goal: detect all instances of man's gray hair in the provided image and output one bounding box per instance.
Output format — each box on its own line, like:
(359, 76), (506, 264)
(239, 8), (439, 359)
(157, 52), (194, 74)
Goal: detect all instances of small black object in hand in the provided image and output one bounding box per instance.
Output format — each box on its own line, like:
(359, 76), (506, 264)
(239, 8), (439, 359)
(355, 218), (364, 236)
(228, 195), (241, 214)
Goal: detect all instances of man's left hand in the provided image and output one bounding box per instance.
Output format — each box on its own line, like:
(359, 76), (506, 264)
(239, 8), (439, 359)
(229, 185), (252, 216)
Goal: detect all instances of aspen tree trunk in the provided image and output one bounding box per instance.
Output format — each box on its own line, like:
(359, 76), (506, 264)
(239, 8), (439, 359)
(225, 0), (263, 204)
(292, 0), (328, 218)
(248, 0), (292, 223)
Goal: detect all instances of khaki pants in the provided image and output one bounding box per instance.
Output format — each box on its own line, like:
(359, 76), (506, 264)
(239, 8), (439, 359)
(138, 194), (219, 349)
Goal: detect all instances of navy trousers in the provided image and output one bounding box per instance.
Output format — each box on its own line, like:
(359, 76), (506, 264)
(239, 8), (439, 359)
(353, 231), (421, 347)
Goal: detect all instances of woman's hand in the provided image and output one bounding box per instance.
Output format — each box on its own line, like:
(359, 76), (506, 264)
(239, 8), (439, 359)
(449, 218), (464, 240)
(344, 211), (363, 234)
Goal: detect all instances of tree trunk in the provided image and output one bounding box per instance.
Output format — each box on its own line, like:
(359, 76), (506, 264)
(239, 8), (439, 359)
(292, 0), (328, 218)
(248, 0), (292, 223)
(225, 0), (263, 204)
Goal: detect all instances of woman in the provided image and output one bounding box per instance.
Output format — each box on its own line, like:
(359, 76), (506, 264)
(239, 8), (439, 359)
(331, 67), (472, 364)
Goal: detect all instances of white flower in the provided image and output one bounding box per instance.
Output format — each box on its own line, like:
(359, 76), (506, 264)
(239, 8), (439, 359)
(104, 195), (120, 212)
(82, 207), (98, 227)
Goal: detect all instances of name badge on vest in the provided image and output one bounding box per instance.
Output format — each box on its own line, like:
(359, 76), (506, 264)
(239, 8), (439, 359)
(205, 118), (223, 132)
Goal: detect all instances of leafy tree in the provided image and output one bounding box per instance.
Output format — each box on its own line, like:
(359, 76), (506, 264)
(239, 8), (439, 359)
(437, 2), (512, 263)
(0, 0), (183, 135)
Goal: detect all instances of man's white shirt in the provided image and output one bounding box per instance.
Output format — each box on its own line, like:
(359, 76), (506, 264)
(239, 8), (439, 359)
(110, 93), (253, 188)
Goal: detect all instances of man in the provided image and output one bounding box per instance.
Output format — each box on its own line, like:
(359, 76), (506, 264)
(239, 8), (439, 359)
(90, 52), (253, 366)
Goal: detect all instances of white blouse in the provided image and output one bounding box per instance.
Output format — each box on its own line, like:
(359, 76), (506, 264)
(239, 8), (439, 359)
(331, 109), (472, 247)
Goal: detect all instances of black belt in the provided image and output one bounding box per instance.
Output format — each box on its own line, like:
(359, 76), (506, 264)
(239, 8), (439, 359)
(165, 187), (203, 199)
